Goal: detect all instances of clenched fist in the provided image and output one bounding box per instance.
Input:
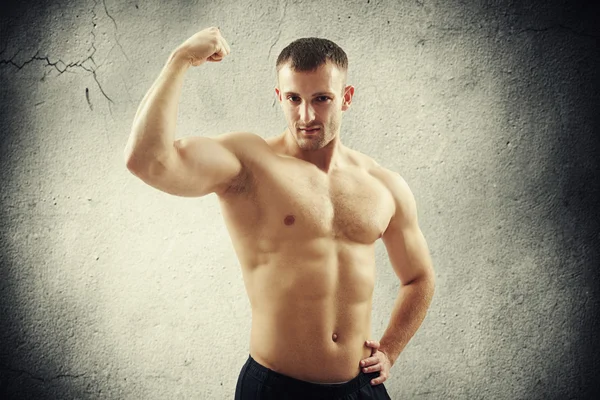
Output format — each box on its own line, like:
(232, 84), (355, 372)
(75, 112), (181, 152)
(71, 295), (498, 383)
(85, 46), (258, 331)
(177, 26), (231, 66)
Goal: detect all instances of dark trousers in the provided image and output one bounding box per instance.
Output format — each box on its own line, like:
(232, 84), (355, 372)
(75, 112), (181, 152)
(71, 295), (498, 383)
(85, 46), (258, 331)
(235, 354), (392, 400)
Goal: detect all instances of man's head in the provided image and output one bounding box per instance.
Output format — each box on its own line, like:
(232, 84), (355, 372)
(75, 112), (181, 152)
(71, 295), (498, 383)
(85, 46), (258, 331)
(275, 38), (354, 151)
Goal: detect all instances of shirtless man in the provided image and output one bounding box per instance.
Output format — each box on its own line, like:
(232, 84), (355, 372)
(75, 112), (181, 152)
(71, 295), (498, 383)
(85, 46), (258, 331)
(124, 27), (435, 400)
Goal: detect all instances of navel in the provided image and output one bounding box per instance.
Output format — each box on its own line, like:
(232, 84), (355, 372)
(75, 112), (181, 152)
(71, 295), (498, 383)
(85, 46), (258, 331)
(284, 215), (295, 226)
(332, 332), (338, 342)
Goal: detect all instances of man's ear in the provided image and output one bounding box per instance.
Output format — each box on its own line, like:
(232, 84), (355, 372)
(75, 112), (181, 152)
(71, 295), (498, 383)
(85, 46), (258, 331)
(275, 87), (281, 102)
(342, 85), (355, 111)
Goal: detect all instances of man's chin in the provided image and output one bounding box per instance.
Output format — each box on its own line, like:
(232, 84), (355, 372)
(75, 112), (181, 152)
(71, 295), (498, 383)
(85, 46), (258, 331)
(297, 138), (325, 151)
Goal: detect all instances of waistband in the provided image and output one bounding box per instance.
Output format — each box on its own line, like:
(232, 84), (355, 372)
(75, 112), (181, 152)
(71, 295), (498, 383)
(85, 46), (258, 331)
(244, 354), (379, 397)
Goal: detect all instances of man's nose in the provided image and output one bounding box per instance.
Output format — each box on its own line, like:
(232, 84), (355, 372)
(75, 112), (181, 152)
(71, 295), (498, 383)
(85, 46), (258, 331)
(299, 102), (315, 124)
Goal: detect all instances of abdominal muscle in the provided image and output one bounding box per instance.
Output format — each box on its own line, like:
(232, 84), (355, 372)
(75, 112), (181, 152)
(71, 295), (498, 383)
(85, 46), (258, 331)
(242, 242), (376, 383)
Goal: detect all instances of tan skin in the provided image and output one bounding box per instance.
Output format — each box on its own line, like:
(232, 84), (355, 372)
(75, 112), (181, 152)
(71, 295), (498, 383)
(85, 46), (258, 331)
(125, 27), (435, 386)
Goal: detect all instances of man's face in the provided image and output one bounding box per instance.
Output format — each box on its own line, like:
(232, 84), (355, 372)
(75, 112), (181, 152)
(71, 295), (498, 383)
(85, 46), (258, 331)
(275, 61), (353, 151)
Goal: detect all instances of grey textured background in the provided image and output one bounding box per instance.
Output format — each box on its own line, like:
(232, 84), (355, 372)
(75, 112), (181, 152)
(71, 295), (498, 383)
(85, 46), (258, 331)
(1, 0), (599, 399)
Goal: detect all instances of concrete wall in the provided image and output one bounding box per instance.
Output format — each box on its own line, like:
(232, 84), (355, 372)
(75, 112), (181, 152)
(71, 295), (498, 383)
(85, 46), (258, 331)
(1, 0), (598, 398)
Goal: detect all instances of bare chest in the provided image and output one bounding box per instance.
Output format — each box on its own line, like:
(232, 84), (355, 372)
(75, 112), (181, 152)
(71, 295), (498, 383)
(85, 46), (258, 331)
(223, 161), (395, 245)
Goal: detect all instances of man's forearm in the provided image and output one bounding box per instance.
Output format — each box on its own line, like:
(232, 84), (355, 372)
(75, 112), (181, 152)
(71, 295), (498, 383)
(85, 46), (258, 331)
(125, 49), (192, 172)
(378, 274), (435, 366)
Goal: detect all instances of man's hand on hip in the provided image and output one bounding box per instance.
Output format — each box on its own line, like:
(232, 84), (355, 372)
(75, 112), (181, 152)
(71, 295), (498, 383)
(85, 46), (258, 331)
(360, 339), (392, 386)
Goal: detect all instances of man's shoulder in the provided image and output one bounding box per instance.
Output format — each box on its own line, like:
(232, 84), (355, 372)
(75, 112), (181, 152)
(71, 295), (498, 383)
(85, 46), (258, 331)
(345, 147), (378, 170)
(216, 131), (269, 147)
(345, 148), (412, 206)
(216, 131), (274, 158)
(345, 147), (402, 183)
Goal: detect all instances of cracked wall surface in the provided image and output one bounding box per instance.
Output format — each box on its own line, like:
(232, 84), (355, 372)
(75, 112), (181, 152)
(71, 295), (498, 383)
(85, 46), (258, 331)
(1, 0), (599, 399)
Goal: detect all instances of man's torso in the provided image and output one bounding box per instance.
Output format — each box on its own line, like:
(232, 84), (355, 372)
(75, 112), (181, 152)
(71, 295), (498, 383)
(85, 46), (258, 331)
(217, 132), (396, 383)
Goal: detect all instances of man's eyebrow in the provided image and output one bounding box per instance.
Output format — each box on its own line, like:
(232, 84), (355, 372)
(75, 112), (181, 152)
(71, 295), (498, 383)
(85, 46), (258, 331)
(283, 91), (335, 97)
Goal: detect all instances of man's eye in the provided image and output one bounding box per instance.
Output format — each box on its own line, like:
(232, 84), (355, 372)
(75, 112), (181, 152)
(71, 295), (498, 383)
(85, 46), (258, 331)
(288, 96), (300, 102)
(317, 96), (330, 102)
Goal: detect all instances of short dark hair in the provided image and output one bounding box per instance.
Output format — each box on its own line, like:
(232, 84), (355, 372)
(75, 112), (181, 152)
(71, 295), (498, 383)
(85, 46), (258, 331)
(276, 37), (348, 80)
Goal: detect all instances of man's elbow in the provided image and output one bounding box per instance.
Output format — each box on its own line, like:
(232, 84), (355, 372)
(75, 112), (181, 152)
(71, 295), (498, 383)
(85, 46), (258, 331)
(125, 154), (149, 178)
(422, 269), (436, 302)
(411, 269), (436, 299)
(124, 148), (167, 179)
(124, 146), (142, 172)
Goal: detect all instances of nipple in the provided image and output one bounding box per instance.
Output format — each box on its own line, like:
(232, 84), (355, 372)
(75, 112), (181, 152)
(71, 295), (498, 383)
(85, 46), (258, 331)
(284, 215), (295, 225)
(332, 333), (338, 342)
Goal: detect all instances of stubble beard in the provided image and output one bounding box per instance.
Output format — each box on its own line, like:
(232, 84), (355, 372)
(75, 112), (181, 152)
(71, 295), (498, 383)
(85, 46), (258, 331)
(296, 119), (340, 151)
(296, 128), (333, 151)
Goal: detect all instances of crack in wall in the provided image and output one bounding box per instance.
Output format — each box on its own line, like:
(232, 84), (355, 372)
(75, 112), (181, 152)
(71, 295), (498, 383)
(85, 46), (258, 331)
(0, 50), (113, 105)
(0, 0), (126, 111)
(102, 0), (130, 63)
(85, 87), (93, 110)
(89, 0), (114, 110)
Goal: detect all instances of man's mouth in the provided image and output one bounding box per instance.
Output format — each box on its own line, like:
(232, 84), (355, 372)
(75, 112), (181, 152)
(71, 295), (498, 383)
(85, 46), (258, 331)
(300, 127), (320, 132)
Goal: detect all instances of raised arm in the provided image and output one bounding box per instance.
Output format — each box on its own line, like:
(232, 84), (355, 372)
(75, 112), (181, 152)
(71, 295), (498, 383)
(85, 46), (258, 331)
(124, 27), (243, 197)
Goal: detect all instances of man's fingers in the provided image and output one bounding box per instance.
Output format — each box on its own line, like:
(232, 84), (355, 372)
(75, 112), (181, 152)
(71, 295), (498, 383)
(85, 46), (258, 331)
(371, 372), (388, 385)
(363, 363), (382, 373)
(360, 356), (379, 367)
(371, 375), (387, 385)
(217, 37), (228, 56)
(365, 340), (380, 348)
(216, 36), (230, 56)
(207, 37), (230, 62)
(220, 35), (231, 54)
